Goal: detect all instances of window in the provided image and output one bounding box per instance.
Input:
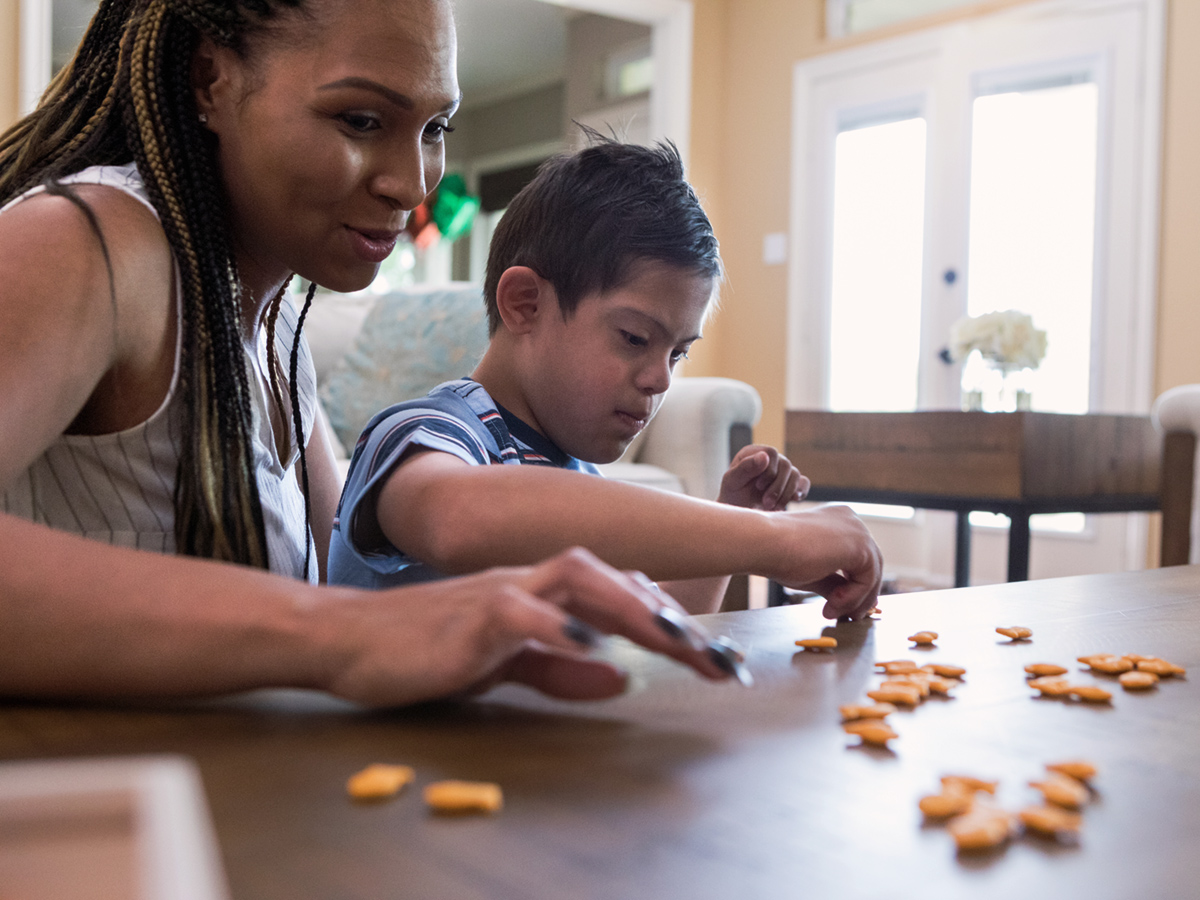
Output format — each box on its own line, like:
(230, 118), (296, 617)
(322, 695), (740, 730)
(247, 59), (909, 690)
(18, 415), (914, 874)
(965, 79), (1099, 416)
(828, 0), (986, 38)
(829, 115), (927, 412)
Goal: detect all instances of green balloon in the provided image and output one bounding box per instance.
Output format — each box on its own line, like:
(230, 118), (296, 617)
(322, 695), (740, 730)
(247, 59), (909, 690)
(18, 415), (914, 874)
(431, 173), (481, 242)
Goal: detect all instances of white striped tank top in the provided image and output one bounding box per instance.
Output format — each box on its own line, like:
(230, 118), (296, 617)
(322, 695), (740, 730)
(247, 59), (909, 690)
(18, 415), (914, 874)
(0, 164), (319, 582)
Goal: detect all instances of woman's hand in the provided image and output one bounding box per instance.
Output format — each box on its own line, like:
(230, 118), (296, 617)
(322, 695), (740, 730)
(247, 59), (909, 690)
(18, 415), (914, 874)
(314, 547), (732, 707)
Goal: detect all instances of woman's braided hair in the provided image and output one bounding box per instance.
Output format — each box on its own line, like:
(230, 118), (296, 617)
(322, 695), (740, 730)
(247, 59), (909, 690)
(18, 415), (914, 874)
(0, 0), (314, 571)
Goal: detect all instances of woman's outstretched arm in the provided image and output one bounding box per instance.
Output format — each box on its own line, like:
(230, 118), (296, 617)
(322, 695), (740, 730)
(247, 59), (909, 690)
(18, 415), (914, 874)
(0, 516), (726, 704)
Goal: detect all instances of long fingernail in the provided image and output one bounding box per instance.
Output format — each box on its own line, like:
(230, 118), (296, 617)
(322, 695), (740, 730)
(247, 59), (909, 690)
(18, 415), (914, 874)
(630, 571), (662, 594)
(656, 608), (708, 650)
(654, 607), (710, 650)
(706, 636), (754, 686)
(563, 616), (599, 649)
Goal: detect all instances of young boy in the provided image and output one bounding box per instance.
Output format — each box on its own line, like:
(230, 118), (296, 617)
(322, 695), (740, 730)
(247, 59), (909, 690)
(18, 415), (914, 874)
(328, 138), (881, 617)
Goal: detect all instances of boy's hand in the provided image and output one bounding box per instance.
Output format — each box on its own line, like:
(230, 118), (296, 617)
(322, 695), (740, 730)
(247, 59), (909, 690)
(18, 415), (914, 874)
(718, 445), (810, 511)
(765, 505), (883, 621)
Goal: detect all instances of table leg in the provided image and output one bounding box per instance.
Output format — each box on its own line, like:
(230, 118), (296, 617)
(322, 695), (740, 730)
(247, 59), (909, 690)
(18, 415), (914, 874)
(955, 512), (971, 588)
(1007, 511), (1031, 582)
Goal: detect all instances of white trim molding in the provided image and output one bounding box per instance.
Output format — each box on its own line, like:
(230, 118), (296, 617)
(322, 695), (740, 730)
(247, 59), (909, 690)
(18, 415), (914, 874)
(18, 0), (52, 115)
(535, 0), (693, 165)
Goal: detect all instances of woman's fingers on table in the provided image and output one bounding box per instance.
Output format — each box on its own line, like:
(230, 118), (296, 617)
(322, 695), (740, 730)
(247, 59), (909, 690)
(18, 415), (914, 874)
(324, 549), (736, 706)
(499, 646), (629, 700)
(516, 548), (730, 681)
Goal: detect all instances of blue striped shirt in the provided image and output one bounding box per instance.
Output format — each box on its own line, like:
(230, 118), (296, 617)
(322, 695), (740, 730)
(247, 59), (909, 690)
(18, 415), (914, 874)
(328, 378), (599, 587)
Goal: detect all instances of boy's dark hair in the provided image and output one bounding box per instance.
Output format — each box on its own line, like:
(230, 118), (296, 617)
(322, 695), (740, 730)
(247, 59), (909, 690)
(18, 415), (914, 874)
(484, 131), (721, 335)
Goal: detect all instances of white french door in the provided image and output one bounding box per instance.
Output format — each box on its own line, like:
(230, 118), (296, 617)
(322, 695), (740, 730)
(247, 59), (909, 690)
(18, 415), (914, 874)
(787, 0), (1164, 586)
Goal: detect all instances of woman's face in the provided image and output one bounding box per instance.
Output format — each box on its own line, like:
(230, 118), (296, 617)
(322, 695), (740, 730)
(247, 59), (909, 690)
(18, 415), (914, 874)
(196, 0), (460, 295)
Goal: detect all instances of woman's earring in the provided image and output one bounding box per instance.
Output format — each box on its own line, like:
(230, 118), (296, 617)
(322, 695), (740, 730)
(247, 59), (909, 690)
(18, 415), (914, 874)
(198, 112), (209, 125)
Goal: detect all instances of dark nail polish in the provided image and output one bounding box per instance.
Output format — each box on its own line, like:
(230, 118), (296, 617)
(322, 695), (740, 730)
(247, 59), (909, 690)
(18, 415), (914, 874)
(653, 607), (687, 640)
(563, 616), (599, 649)
(707, 643), (736, 675)
(706, 636), (754, 687)
(654, 607), (709, 651)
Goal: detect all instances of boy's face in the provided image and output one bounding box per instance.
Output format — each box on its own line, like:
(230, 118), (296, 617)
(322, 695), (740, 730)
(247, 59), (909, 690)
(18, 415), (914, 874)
(520, 261), (715, 464)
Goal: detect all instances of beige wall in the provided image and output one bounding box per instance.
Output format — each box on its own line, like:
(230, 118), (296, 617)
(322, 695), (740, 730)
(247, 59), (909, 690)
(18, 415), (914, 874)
(0, 0), (17, 129)
(688, 0), (1200, 449)
(1155, 0), (1200, 393)
(683, 0), (824, 446)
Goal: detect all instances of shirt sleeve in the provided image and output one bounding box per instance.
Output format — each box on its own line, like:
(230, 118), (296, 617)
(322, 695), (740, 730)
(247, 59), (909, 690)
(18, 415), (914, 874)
(329, 393), (492, 581)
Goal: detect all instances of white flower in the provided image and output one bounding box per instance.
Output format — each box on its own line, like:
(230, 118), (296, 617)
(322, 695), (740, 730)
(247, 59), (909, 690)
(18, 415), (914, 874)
(948, 310), (1047, 370)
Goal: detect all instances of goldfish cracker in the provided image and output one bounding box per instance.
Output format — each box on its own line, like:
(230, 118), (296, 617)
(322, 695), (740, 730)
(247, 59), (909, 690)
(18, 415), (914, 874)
(795, 637), (838, 650)
(424, 780), (504, 814)
(346, 764), (415, 801)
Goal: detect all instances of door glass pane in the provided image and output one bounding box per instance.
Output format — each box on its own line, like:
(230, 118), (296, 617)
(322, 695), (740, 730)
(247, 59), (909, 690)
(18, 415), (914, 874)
(966, 80), (1098, 534)
(965, 81), (1099, 415)
(829, 116), (927, 412)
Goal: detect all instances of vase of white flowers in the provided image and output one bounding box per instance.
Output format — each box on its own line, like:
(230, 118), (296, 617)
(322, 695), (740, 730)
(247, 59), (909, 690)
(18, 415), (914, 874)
(948, 310), (1047, 412)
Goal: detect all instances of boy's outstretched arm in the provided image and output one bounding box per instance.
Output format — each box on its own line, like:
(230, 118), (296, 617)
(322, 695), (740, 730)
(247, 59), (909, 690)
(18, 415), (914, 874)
(373, 449), (882, 620)
(658, 445), (813, 612)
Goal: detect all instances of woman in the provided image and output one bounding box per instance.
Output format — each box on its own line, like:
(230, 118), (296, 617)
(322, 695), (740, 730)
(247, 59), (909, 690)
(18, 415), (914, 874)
(0, 0), (734, 704)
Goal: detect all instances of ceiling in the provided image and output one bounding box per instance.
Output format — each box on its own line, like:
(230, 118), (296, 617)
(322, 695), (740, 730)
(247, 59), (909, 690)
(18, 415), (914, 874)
(52, 0), (583, 107)
(453, 0), (572, 109)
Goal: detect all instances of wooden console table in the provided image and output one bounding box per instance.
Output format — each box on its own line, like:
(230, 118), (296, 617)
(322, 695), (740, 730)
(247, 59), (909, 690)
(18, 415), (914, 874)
(785, 410), (1196, 586)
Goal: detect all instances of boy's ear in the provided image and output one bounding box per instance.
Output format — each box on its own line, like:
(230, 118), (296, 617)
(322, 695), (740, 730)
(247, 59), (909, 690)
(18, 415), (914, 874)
(494, 266), (555, 336)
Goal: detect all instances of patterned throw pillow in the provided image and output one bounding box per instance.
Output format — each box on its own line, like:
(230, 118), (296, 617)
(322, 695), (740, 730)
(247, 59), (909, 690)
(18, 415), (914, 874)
(319, 283), (490, 450)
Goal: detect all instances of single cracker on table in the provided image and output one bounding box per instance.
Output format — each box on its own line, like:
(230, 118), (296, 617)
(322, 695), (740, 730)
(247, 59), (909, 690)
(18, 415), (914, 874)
(876, 659), (919, 675)
(996, 626), (1033, 641)
(1136, 658), (1186, 677)
(1068, 684), (1113, 703)
(922, 663), (966, 679)
(842, 719), (897, 747)
(941, 774), (998, 795)
(1019, 804), (1082, 838)
(1119, 670), (1159, 690)
(346, 763), (416, 801)
(795, 637), (838, 650)
(867, 683), (922, 706)
(948, 805), (1016, 852)
(1046, 760), (1098, 782)
(919, 790), (973, 819)
(424, 780), (504, 814)
(1025, 663), (1068, 677)
(1028, 676), (1073, 697)
(1029, 773), (1089, 809)
(1081, 654), (1134, 675)
(908, 630), (938, 646)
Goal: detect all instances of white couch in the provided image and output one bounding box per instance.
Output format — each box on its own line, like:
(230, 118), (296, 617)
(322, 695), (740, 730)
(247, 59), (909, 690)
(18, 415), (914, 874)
(302, 284), (763, 499)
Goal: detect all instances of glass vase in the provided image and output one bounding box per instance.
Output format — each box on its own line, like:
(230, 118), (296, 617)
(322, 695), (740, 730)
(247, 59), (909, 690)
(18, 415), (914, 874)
(982, 363), (1032, 412)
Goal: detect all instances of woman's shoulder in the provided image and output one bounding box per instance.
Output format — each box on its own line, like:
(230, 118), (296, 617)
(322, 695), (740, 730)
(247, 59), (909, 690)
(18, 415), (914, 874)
(0, 165), (178, 437)
(0, 166), (173, 298)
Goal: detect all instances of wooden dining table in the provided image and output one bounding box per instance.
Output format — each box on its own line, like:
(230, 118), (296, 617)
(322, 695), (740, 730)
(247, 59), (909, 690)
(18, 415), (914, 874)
(3, 565), (1200, 899)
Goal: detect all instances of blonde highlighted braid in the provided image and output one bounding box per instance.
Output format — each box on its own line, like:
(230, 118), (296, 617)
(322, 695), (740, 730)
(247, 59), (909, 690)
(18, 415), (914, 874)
(0, 0), (314, 571)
